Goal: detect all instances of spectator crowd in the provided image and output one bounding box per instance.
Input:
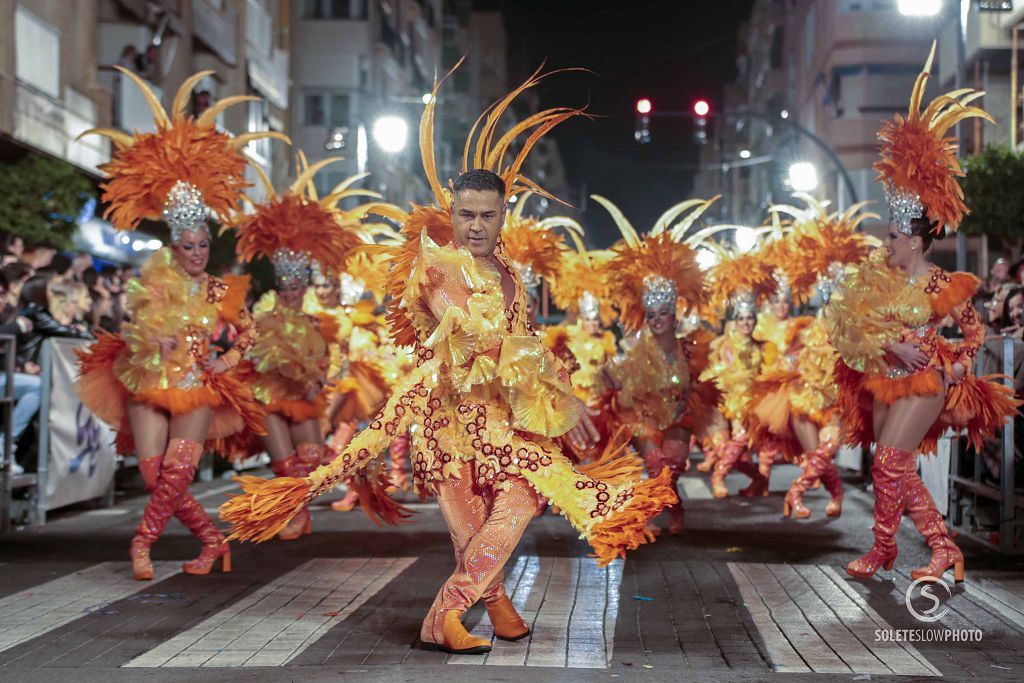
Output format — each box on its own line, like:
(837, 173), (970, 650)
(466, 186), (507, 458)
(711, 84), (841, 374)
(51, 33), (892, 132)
(0, 231), (134, 476)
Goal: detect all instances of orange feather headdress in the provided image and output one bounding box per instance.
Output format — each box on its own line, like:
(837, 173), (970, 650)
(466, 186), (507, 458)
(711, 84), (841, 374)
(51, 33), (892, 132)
(229, 156), (372, 283)
(500, 194), (572, 294)
(368, 59), (587, 347)
(684, 223), (776, 322)
(600, 195), (713, 334)
(79, 68), (289, 240)
(538, 215), (615, 324)
(767, 193), (880, 305)
(874, 41), (993, 235)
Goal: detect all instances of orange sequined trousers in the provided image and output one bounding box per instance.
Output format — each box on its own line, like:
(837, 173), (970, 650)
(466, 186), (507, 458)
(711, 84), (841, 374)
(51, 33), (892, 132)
(421, 462), (538, 644)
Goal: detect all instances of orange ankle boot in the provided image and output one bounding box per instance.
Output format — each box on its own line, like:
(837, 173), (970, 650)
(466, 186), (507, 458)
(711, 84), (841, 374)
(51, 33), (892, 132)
(486, 595), (530, 641)
(428, 611), (492, 654)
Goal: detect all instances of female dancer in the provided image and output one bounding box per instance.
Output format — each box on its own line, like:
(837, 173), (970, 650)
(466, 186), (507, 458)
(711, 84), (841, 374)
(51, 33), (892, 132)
(601, 196), (719, 534)
(76, 69), (284, 578)
(229, 158), (364, 539)
(747, 199), (877, 518)
(828, 45), (1018, 582)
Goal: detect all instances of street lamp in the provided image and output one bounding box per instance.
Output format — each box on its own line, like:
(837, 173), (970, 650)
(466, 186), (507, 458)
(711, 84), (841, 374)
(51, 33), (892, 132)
(372, 116), (408, 153)
(897, 0), (942, 16)
(695, 246), (719, 270)
(734, 226), (758, 253)
(788, 162), (819, 192)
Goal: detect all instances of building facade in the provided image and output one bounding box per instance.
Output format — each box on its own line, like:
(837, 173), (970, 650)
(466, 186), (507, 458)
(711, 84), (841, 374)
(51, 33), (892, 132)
(1, 0), (291, 261)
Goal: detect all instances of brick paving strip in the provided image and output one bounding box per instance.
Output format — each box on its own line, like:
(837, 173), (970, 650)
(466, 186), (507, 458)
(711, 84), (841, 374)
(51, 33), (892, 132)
(0, 562), (180, 654)
(727, 562), (939, 676)
(124, 557), (414, 668)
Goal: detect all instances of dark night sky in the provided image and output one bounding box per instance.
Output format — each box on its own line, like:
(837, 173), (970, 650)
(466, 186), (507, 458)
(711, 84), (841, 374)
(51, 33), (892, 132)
(477, 0), (754, 247)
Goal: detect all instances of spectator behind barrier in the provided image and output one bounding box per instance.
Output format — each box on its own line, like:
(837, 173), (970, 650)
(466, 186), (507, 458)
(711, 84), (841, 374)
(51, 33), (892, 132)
(0, 272), (37, 476)
(16, 275), (92, 370)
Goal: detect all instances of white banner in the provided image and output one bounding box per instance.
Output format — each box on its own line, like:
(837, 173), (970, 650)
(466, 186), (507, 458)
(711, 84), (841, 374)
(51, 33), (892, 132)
(44, 339), (117, 511)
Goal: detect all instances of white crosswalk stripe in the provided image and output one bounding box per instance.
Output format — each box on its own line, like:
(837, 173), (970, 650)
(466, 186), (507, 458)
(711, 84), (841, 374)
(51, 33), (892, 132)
(0, 562), (180, 654)
(124, 557), (415, 668)
(728, 562), (940, 676)
(450, 555), (624, 668)
(679, 476), (713, 500)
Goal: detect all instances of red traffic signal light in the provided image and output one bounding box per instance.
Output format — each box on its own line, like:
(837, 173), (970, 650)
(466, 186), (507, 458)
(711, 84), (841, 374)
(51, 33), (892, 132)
(693, 99), (710, 117)
(636, 98), (652, 115)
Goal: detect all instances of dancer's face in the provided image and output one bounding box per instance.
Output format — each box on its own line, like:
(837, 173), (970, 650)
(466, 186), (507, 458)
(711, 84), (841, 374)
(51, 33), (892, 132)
(646, 303), (675, 336)
(736, 311), (756, 335)
(884, 225), (919, 270)
(582, 316), (602, 335)
(172, 228), (210, 277)
(769, 295), (789, 319)
(278, 279), (306, 309)
(314, 276), (339, 307)
(452, 189), (505, 257)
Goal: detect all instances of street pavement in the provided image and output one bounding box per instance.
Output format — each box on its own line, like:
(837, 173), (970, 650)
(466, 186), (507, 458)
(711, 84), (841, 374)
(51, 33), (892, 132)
(1, 460), (1023, 682)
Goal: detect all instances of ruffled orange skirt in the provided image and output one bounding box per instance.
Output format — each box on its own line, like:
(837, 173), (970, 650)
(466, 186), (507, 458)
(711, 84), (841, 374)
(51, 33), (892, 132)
(746, 371), (835, 461)
(267, 394), (326, 424)
(835, 359), (1020, 455)
(75, 331), (266, 456)
(331, 359), (389, 423)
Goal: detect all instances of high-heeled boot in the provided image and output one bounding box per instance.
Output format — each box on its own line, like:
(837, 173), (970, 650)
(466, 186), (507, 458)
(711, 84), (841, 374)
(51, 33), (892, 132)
(845, 444), (906, 579)
(642, 448), (666, 536)
(737, 452), (769, 497)
(279, 443), (320, 539)
(696, 433), (723, 473)
(138, 454), (231, 574)
(817, 450), (844, 517)
(178, 494), (232, 574)
(710, 438), (744, 498)
(131, 439), (203, 580)
(783, 452), (814, 519)
(270, 455), (308, 541)
(758, 444), (778, 480)
(661, 440), (687, 534)
(388, 433), (410, 491)
(905, 475), (964, 583)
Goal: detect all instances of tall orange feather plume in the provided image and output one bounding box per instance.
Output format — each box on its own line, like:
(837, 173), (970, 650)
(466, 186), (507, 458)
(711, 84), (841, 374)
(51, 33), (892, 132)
(874, 41), (994, 234)
(598, 195), (712, 334)
(78, 68), (289, 231)
(373, 60), (586, 347)
(230, 157), (365, 273)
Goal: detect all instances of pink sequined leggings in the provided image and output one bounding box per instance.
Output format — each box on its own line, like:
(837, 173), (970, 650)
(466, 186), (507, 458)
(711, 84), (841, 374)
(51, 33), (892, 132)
(421, 462), (538, 643)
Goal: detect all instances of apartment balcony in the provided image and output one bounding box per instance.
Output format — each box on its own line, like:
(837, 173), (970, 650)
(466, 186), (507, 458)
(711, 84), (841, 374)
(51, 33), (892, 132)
(10, 78), (109, 176)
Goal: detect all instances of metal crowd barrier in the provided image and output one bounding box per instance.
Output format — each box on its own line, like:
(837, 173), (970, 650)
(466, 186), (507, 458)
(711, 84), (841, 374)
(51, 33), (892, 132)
(948, 334), (1023, 554)
(0, 333), (23, 533)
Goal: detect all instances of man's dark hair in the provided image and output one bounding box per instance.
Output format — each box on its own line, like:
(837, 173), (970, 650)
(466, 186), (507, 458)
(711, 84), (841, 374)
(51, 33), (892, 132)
(452, 169), (505, 198)
(51, 253), (72, 276)
(1, 262), (31, 284)
(82, 266), (99, 288)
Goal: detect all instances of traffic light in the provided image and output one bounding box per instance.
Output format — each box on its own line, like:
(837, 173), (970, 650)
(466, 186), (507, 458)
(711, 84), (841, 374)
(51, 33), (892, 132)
(635, 98), (651, 144)
(693, 99), (709, 145)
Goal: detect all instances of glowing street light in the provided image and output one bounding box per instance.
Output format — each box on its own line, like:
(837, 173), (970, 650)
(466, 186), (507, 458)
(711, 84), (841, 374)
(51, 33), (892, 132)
(372, 116), (408, 153)
(788, 161), (819, 192)
(897, 0), (941, 16)
(693, 99), (710, 117)
(739, 149), (751, 159)
(636, 98), (652, 115)
(695, 247), (719, 270)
